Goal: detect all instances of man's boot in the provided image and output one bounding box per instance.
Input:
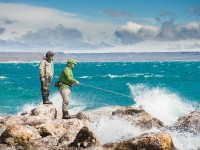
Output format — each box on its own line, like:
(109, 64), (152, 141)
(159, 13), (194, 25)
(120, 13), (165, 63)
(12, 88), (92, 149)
(43, 96), (53, 104)
(62, 111), (70, 119)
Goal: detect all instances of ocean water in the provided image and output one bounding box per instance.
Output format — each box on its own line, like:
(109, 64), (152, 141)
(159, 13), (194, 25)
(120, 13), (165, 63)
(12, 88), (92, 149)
(0, 61), (200, 149)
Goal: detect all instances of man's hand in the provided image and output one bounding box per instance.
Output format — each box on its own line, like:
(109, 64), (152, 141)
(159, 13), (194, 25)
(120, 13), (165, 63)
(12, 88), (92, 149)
(74, 81), (80, 85)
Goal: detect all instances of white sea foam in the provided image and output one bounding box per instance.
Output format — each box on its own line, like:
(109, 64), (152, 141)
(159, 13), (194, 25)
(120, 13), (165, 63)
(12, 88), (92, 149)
(128, 83), (195, 126)
(89, 115), (161, 145)
(79, 76), (92, 79)
(18, 103), (37, 115)
(89, 116), (142, 144)
(50, 92), (87, 114)
(167, 130), (200, 150)
(0, 76), (7, 79)
(18, 92), (87, 115)
(107, 73), (164, 79)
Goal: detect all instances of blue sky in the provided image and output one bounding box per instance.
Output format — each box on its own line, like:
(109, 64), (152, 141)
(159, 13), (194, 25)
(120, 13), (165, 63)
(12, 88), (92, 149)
(0, 0), (200, 52)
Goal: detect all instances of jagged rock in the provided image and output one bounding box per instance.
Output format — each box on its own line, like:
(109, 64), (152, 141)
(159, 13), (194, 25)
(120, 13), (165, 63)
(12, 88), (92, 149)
(22, 116), (46, 126)
(103, 132), (177, 150)
(0, 124), (37, 149)
(76, 112), (90, 120)
(31, 104), (57, 119)
(169, 111), (200, 135)
(112, 106), (164, 130)
(37, 122), (55, 137)
(35, 136), (60, 149)
(57, 133), (70, 145)
(0, 143), (15, 150)
(68, 126), (100, 148)
(1, 116), (25, 126)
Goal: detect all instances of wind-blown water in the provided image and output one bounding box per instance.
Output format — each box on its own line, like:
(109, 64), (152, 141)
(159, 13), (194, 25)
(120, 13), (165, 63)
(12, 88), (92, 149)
(0, 61), (200, 149)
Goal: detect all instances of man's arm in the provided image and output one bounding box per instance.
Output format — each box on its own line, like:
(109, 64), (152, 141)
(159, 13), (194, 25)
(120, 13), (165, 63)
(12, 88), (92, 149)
(39, 60), (46, 78)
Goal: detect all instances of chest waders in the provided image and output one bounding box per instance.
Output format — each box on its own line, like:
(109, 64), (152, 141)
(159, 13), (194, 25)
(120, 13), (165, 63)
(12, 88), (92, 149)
(41, 62), (53, 104)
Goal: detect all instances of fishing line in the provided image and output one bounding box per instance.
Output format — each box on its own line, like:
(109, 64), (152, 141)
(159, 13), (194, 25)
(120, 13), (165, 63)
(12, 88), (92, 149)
(80, 83), (134, 99)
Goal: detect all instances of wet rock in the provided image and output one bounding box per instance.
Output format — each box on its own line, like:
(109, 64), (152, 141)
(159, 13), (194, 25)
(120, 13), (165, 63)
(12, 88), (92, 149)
(76, 112), (90, 120)
(103, 132), (177, 150)
(169, 111), (200, 135)
(112, 106), (164, 130)
(69, 126), (100, 148)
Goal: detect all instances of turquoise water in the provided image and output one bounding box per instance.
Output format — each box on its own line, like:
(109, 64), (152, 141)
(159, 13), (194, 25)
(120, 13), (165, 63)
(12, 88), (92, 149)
(0, 61), (200, 115)
(1, 61), (200, 149)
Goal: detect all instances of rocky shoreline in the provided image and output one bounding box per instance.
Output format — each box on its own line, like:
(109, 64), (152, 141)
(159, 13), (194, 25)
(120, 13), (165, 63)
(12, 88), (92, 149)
(0, 104), (199, 150)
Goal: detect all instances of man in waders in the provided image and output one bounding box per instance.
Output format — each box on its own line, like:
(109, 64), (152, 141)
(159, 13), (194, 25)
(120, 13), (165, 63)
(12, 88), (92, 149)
(39, 51), (54, 104)
(59, 58), (79, 119)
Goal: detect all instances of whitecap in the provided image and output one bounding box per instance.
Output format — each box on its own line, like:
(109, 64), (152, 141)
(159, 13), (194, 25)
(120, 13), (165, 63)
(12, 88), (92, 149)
(0, 76), (7, 79)
(79, 76), (92, 79)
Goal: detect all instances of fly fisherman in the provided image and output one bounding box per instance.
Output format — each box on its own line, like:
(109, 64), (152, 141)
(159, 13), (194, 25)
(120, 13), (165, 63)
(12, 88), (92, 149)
(39, 51), (54, 104)
(59, 58), (79, 119)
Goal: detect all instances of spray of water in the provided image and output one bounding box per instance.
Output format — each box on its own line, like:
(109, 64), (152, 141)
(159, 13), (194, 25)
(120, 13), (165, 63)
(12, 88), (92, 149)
(128, 83), (195, 126)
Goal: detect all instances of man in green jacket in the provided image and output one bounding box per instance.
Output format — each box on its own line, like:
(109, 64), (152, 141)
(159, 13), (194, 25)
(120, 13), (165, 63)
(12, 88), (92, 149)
(59, 58), (79, 119)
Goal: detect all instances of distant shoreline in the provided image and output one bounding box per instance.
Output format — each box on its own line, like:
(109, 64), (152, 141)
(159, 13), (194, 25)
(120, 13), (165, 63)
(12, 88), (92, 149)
(0, 52), (200, 62)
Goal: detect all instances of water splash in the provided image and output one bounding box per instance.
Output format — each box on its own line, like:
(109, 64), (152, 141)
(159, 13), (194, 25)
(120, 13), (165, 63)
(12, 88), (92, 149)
(128, 83), (195, 126)
(18, 103), (37, 115)
(89, 116), (142, 144)
(50, 92), (87, 114)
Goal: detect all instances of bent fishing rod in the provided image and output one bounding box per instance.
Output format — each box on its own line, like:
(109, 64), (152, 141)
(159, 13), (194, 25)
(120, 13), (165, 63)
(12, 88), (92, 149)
(80, 83), (134, 99)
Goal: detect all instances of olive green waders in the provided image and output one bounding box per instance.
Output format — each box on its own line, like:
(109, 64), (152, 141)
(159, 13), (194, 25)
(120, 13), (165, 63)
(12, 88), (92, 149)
(41, 77), (53, 104)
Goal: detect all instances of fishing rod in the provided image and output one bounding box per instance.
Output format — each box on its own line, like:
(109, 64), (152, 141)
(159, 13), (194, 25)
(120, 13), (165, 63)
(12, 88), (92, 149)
(80, 83), (134, 99)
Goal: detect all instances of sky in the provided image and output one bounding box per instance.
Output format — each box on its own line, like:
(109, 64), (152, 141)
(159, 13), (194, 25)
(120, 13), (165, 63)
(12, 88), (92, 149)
(0, 0), (200, 53)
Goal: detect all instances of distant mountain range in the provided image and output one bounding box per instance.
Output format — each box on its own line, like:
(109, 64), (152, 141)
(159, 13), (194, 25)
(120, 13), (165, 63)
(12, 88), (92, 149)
(0, 52), (200, 62)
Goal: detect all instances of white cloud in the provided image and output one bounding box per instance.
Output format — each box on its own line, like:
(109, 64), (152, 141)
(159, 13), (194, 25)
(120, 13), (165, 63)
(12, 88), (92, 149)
(0, 2), (117, 43)
(116, 21), (200, 44)
(115, 22), (159, 44)
(184, 22), (200, 31)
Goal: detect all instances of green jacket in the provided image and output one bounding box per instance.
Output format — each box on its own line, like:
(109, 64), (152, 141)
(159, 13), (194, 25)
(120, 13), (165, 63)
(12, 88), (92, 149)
(59, 65), (77, 89)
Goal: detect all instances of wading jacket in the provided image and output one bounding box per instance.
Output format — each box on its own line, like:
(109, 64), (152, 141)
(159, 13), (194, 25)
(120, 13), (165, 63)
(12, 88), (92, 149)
(39, 55), (54, 79)
(59, 65), (77, 89)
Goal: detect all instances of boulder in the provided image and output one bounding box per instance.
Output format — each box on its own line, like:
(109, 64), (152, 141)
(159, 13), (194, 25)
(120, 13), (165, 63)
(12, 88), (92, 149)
(112, 106), (164, 130)
(169, 111), (200, 134)
(103, 132), (177, 150)
(31, 104), (57, 119)
(68, 126), (100, 148)
(37, 122), (56, 137)
(0, 124), (37, 149)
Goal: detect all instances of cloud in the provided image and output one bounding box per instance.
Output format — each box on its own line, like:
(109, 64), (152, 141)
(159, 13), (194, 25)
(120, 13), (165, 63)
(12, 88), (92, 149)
(0, 24), (114, 51)
(20, 24), (83, 48)
(3, 19), (16, 24)
(0, 2), (117, 43)
(115, 22), (159, 44)
(159, 10), (175, 18)
(155, 17), (162, 22)
(157, 21), (200, 40)
(115, 21), (200, 44)
(0, 28), (5, 34)
(187, 7), (200, 16)
(155, 10), (176, 24)
(103, 9), (133, 18)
